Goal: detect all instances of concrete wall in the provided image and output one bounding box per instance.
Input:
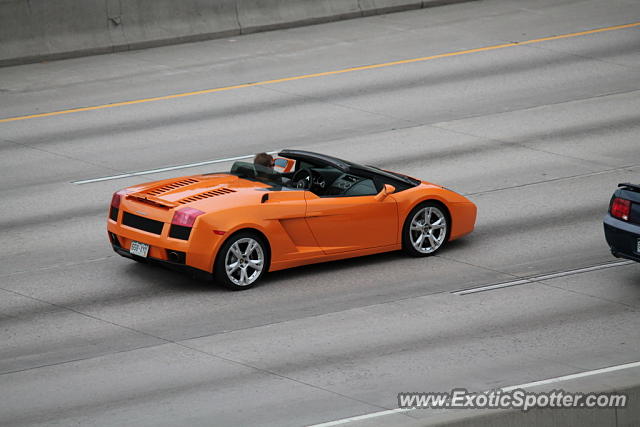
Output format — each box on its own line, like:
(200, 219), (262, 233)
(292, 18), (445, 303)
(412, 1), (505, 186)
(0, 0), (471, 66)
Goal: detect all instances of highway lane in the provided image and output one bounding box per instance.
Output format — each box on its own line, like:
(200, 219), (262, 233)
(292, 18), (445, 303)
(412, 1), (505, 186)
(1, 0), (640, 425)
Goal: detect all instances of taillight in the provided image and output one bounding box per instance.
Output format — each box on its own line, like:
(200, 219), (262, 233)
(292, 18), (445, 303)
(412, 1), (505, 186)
(111, 189), (129, 209)
(109, 189), (129, 221)
(171, 207), (205, 227)
(611, 197), (631, 221)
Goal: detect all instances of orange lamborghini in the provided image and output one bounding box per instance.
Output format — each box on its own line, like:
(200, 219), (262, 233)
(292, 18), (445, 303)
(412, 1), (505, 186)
(107, 150), (476, 290)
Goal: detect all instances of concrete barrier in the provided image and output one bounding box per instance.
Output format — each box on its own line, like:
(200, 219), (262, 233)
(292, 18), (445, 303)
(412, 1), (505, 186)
(117, 0), (239, 50)
(236, 0), (362, 34)
(0, 0), (113, 64)
(359, 0), (423, 16)
(0, 0), (475, 66)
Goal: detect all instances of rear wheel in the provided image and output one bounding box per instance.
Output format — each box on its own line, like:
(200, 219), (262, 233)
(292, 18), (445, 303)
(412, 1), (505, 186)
(402, 202), (449, 257)
(214, 231), (269, 290)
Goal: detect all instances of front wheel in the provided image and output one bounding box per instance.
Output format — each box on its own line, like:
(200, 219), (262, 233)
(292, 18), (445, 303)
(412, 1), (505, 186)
(402, 202), (449, 257)
(214, 231), (269, 290)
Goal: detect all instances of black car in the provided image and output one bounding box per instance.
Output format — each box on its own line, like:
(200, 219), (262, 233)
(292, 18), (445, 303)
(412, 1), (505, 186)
(604, 183), (640, 262)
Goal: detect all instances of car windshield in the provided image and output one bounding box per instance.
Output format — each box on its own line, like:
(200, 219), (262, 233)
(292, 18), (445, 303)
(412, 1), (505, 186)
(229, 161), (291, 187)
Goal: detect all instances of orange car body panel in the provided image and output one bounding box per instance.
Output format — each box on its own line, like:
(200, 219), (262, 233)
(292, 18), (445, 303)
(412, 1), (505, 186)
(304, 191), (398, 254)
(107, 172), (476, 275)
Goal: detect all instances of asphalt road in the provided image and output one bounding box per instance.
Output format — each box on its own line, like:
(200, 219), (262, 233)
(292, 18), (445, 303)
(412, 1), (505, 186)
(1, 0), (640, 425)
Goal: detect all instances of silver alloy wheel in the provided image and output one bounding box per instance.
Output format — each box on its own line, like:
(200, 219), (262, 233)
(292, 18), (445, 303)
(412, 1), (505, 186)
(224, 237), (264, 286)
(409, 206), (447, 254)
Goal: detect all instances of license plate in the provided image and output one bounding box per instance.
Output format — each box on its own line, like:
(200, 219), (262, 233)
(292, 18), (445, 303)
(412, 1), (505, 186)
(130, 241), (150, 258)
(637, 238), (640, 254)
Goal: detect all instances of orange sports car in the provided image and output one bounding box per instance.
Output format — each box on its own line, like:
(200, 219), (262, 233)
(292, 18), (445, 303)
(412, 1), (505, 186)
(107, 150), (476, 290)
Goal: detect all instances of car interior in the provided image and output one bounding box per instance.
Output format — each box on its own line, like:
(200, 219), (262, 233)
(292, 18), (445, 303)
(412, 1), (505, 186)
(230, 159), (379, 197)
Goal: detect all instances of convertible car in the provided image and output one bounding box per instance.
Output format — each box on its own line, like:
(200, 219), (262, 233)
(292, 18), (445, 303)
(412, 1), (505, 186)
(107, 150), (476, 290)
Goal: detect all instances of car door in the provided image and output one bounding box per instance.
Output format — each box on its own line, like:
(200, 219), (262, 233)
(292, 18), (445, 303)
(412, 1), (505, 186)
(304, 178), (398, 254)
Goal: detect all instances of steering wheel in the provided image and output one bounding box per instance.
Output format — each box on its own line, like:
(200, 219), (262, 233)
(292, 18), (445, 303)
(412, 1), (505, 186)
(292, 168), (313, 189)
(292, 168), (326, 192)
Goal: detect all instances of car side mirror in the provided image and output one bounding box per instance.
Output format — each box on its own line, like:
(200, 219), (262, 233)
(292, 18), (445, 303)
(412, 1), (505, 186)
(375, 184), (396, 201)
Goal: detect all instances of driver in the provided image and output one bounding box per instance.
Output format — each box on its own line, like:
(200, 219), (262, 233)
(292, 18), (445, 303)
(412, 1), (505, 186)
(252, 152), (284, 185)
(253, 152), (274, 169)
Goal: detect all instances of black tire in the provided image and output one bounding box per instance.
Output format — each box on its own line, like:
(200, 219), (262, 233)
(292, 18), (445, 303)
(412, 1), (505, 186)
(214, 231), (270, 290)
(402, 201), (450, 257)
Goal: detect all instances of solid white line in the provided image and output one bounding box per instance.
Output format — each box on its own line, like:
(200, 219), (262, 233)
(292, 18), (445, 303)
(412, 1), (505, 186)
(72, 151), (279, 184)
(532, 260), (632, 282)
(453, 279), (531, 295)
(307, 360), (640, 427)
(501, 360), (640, 391)
(307, 409), (412, 427)
(452, 260), (633, 295)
